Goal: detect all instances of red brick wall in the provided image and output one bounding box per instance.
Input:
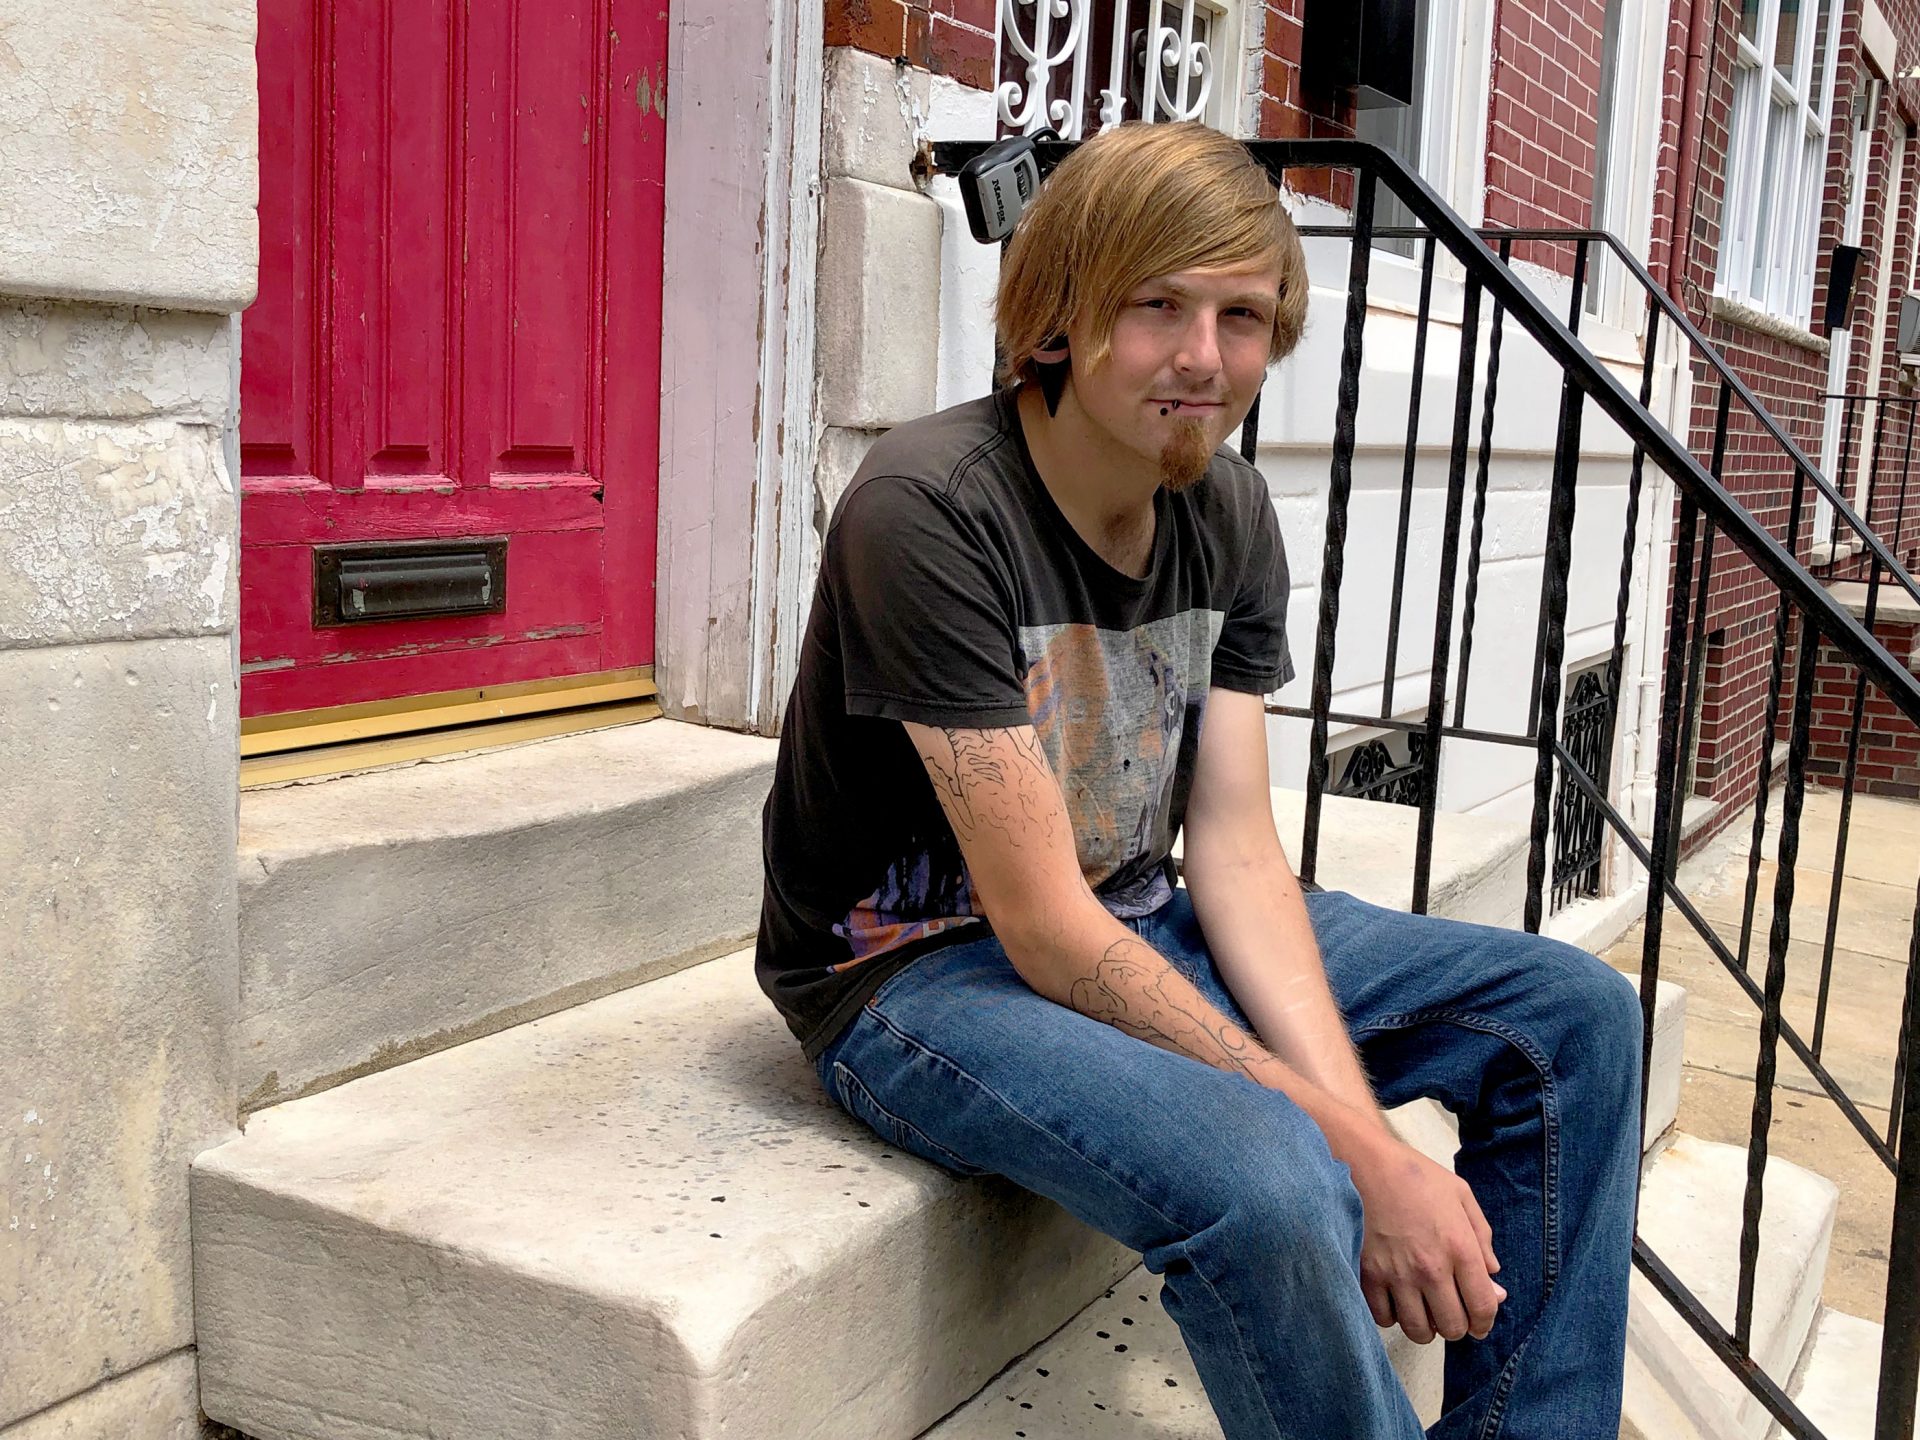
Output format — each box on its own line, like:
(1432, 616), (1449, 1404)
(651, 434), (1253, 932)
(1808, 624), (1920, 797)
(824, 0), (995, 89)
(1485, 0), (1608, 274)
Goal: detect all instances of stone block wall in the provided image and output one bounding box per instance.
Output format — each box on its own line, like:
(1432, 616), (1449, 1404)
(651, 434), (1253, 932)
(0, 2), (255, 1434)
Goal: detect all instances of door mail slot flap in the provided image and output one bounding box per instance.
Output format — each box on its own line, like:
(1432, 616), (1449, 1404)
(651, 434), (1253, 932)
(314, 540), (508, 626)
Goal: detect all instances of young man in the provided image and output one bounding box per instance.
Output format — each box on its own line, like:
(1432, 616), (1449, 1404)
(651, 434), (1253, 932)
(757, 122), (1642, 1438)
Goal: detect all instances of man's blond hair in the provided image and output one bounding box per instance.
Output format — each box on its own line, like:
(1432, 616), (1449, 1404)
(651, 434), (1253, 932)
(995, 122), (1309, 389)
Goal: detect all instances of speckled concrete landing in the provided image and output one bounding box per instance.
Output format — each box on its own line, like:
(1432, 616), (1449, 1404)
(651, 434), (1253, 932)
(922, 1266), (1442, 1439)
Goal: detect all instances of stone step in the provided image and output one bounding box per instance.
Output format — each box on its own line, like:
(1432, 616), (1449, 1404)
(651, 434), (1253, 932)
(234, 718), (777, 1108)
(193, 944), (1467, 1440)
(1778, 1306), (1909, 1440)
(192, 949), (1137, 1440)
(1176, 788), (1530, 930)
(1627, 1133), (1840, 1440)
(1615, 974), (1689, 1152)
(917, 1263), (1444, 1439)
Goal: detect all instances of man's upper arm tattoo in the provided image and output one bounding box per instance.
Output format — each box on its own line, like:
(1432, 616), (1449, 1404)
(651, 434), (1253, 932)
(912, 727), (1059, 847)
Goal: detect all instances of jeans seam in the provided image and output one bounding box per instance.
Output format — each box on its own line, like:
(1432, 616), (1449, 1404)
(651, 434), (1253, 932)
(1178, 1229), (1304, 1440)
(1350, 1007), (1563, 1440)
(830, 1059), (985, 1175)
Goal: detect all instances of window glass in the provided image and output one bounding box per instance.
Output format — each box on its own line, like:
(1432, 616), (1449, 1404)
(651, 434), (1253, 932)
(1717, 0), (1834, 319)
(1353, 0), (1431, 256)
(1751, 101), (1794, 300)
(1591, 0), (1627, 233)
(1809, 0), (1833, 111)
(1774, 0), (1801, 80)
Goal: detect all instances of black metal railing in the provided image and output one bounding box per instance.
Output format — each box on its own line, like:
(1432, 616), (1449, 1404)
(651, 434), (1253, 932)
(929, 136), (1920, 1440)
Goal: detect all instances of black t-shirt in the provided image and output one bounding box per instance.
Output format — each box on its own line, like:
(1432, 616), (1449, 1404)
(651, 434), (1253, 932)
(757, 389), (1293, 1058)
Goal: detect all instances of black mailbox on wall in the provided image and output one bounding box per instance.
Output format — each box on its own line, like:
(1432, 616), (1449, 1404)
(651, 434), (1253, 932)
(1303, 0), (1418, 109)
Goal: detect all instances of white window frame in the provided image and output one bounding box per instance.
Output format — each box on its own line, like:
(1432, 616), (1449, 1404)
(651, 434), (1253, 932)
(1815, 79), (1880, 545)
(1716, 0), (1840, 321)
(1587, 0), (1674, 331)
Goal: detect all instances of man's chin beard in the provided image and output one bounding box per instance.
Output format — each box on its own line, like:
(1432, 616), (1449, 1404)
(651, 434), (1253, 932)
(1158, 417), (1213, 492)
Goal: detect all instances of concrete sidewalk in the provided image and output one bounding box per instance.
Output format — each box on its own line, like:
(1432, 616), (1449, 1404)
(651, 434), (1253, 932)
(1602, 789), (1919, 1319)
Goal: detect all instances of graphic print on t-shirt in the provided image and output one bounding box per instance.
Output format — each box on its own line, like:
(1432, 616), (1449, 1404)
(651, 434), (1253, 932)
(829, 606), (1225, 970)
(1020, 609), (1225, 915)
(831, 841), (982, 966)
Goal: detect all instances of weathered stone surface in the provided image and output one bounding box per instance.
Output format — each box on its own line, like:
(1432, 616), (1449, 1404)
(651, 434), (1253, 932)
(0, 638), (239, 1425)
(813, 425), (879, 533)
(823, 46), (928, 192)
(923, 1265), (1445, 1438)
(1611, 976), (1687, 1150)
(1630, 1134), (1837, 1439)
(1789, 1306), (1907, 1439)
(236, 719), (778, 1107)
(193, 950), (1137, 1440)
(0, 0), (257, 311)
(0, 418), (237, 649)
(0, 1351), (211, 1440)
(816, 177), (942, 429)
(0, 303), (234, 423)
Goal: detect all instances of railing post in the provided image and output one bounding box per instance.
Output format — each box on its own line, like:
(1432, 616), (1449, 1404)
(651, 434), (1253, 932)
(1412, 278), (1483, 914)
(1737, 614), (1818, 1353)
(1453, 235), (1513, 726)
(1737, 463), (1809, 971)
(1639, 493), (1700, 1144)
(1382, 236), (1437, 719)
(1523, 240), (1591, 932)
(1301, 169), (1377, 886)
(1816, 399), (1891, 1056)
(1877, 885), (1920, 1440)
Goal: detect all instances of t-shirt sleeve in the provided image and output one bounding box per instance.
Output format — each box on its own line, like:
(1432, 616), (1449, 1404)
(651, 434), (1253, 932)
(826, 477), (1034, 728)
(1211, 480), (1295, 694)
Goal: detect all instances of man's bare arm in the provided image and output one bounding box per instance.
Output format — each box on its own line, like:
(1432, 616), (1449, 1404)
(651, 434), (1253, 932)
(1180, 687), (1505, 1345)
(903, 722), (1372, 1112)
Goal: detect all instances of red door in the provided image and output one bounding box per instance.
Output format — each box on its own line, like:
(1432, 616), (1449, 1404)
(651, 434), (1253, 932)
(241, 0), (665, 718)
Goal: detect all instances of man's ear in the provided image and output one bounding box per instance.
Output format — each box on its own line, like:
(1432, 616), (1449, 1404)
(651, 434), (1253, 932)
(1033, 335), (1070, 417)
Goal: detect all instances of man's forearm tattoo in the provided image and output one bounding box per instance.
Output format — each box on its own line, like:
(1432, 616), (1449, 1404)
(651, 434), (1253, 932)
(914, 727), (1059, 846)
(1069, 937), (1264, 1079)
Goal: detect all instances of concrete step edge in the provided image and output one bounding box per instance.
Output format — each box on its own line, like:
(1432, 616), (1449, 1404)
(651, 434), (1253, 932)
(1630, 1131), (1841, 1440)
(235, 719), (777, 1108)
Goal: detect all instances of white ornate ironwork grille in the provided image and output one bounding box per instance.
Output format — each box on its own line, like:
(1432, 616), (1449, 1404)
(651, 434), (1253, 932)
(994, 0), (1224, 139)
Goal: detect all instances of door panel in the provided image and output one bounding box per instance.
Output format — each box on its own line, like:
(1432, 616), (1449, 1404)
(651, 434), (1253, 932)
(242, 0), (665, 717)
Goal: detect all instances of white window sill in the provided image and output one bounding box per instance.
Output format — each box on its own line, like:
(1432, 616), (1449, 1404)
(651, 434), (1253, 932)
(1708, 293), (1829, 356)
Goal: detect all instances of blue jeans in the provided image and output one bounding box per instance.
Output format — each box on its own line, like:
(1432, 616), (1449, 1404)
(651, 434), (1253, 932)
(813, 888), (1642, 1440)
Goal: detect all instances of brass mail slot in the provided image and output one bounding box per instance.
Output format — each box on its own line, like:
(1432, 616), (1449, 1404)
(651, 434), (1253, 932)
(313, 540), (508, 627)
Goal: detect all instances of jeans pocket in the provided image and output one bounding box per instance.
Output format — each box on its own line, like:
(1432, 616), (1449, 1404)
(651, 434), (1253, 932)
(830, 1059), (988, 1178)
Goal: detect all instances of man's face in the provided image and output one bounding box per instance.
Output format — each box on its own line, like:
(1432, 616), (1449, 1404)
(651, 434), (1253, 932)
(1064, 260), (1281, 492)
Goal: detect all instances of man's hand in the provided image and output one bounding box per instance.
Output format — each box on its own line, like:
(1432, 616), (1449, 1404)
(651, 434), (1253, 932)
(1346, 1128), (1505, 1344)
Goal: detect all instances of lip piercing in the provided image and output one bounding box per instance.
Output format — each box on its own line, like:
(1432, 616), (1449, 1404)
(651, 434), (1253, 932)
(1160, 400), (1183, 416)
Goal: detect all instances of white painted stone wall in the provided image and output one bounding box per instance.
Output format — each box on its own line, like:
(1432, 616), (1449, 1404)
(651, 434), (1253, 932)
(814, 47), (1682, 884)
(0, 3), (254, 1434)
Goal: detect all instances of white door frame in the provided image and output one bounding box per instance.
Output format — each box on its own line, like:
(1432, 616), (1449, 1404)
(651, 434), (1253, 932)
(657, 0), (823, 734)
